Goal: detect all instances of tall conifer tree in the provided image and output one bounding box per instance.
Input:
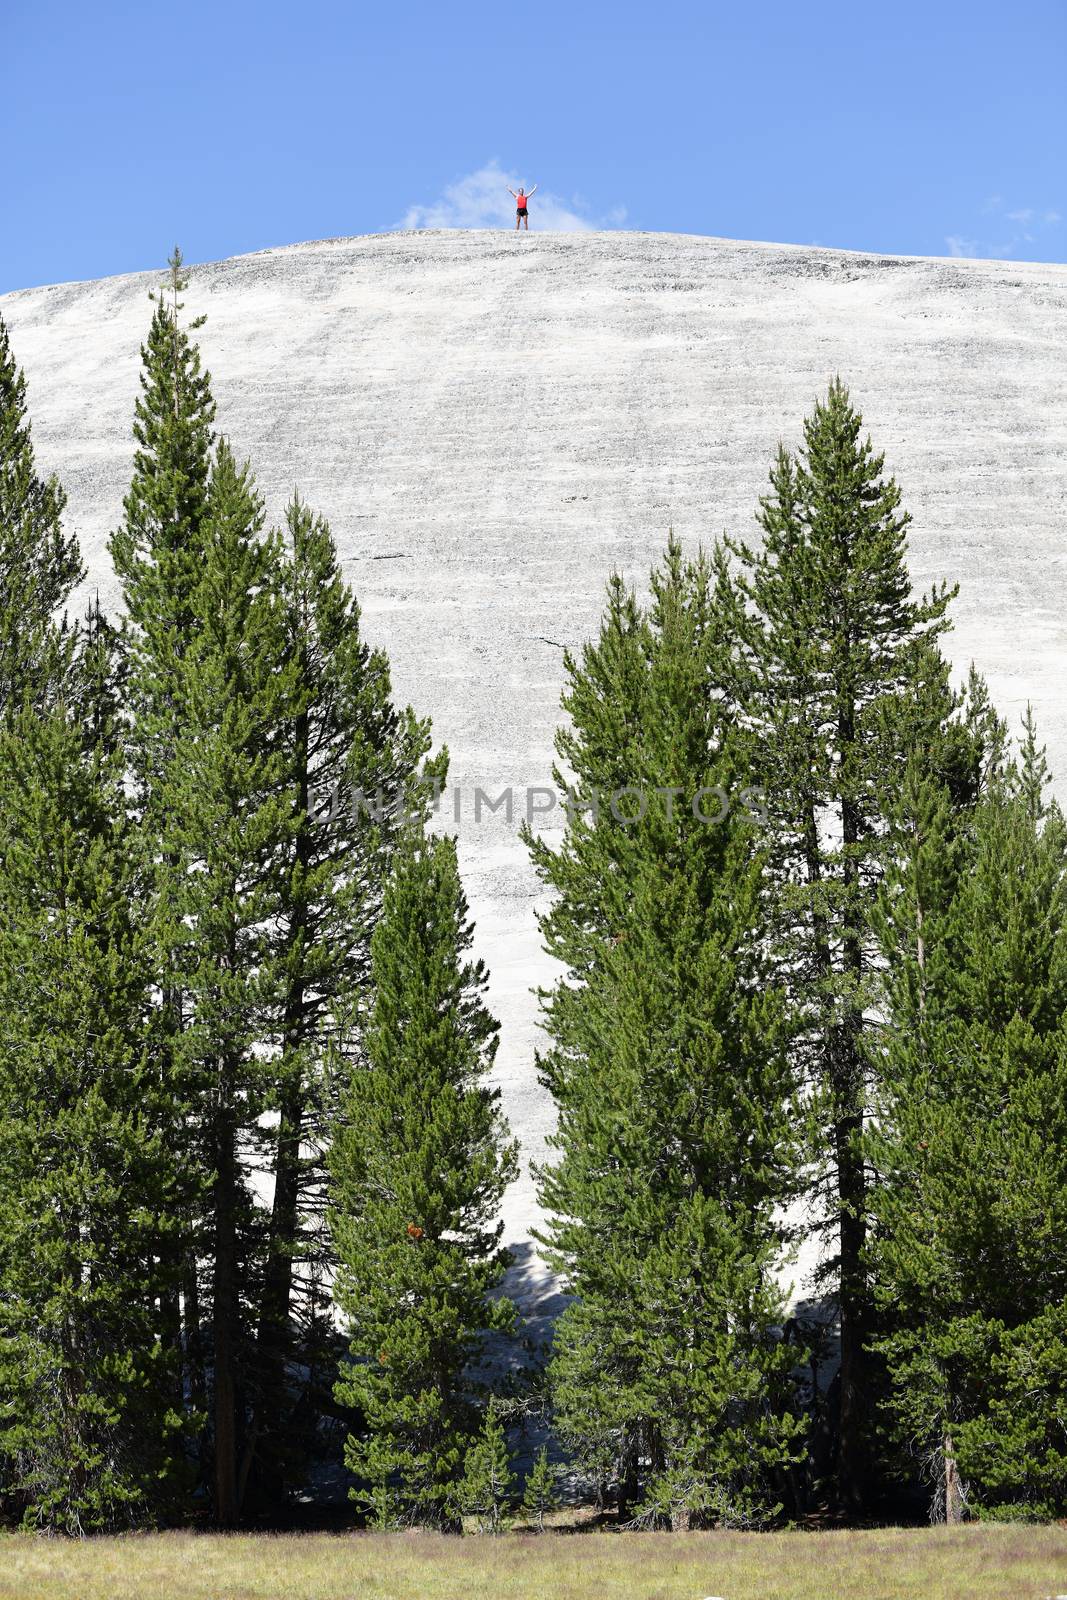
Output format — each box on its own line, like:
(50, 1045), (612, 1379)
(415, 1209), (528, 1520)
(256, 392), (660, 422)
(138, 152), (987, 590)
(109, 248), (218, 1430)
(530, 540), (804, 1527)
(329, 834), (517, 1531)
(0, 317), (176, 1529)
(723, 380), (981, 1508)
(0, 652), (185, 1530)
(159, 441), (297, 1525)
(869, 728), (1067, 1520)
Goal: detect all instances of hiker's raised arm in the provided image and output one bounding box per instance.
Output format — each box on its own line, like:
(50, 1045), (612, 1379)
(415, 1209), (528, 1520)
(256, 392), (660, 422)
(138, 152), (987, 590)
(527, 184), (538, 196)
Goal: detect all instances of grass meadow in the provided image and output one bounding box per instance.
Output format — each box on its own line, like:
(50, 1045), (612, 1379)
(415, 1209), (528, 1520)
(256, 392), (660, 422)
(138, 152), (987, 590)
(2, 1525), (1067, 1600)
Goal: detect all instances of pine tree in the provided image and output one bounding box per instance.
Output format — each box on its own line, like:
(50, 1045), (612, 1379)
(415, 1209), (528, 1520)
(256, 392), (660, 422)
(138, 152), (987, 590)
(722, 379), (984, 1510)
(0, 660), (186, 1530)
(1016, 704), (1050, 824)
(329, 834), (517, 1531)
(529, 539), (804, 1528)
(159, 440), (298, 1525)
(522, 1445), (560, 1531)
(108, 248), (218, 1442)
(245, 495), (442, 1506)
(461, 1402), (516, 1534)
(869, 729), (1067, 1521)
(0, 310), (82, 715)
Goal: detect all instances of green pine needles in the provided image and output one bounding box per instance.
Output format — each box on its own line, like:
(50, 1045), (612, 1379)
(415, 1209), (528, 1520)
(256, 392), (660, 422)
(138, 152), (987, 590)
(522, 1445), (561, 1531)
(529, 537), (805, 1528)
(0, 311), (82, 715)
(869, 725), (1067, 1520)
(0, 682), (188, 1531)
(720, 378), (992, 1512)
(461, 1402), (517, 1533)
(329, 834), (518, 1530)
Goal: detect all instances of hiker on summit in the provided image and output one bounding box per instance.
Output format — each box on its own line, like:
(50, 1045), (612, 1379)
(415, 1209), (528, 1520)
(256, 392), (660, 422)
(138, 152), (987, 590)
(508, 184), (537, 229)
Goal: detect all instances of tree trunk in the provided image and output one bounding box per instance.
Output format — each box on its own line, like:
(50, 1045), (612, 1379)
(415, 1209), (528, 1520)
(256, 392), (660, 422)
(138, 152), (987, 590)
(161, 1253), (184, 1414)
(834, 1096), (867, 1512)
(944, 1434), (964, 1524)
(182, 1242), (206, 1418)
(616, 1432), (639, 1525)
(834, 699), (870, 1515)
(801, 790), (868, 1508)
(243, 1073), (302, 1501)
(243, 713), (311, 1503)
(159, 974), (187, 1416)
(213, 1073), (239, 1527)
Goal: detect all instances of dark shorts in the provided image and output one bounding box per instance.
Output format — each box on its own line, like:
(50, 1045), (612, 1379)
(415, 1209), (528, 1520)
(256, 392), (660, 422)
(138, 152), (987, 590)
(516, 206), (528, 217)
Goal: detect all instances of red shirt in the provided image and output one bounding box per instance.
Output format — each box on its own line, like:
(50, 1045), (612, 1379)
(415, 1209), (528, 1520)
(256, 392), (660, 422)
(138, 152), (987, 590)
(516, 193), (527, 207)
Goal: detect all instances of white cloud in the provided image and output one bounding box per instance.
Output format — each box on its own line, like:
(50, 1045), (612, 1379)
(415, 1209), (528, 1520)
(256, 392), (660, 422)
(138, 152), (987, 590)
(400, 160), (626, 233)
(947, 197), (1062, 259)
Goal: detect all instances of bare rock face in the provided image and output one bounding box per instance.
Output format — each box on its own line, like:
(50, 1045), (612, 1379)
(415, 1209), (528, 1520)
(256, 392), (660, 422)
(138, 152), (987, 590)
(4, 229), (1066, 1303)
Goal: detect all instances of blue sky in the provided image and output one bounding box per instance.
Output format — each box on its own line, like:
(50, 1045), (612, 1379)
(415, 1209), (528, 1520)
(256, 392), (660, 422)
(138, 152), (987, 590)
(3, 0), (1064, 292)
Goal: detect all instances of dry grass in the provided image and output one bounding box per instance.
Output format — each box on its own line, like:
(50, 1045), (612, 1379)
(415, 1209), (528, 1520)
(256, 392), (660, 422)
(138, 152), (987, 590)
(2, 1525), (1067, 1600)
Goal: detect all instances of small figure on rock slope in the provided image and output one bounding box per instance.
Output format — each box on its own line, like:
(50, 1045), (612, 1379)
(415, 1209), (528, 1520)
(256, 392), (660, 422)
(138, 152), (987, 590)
(508, 183), (537, 229)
